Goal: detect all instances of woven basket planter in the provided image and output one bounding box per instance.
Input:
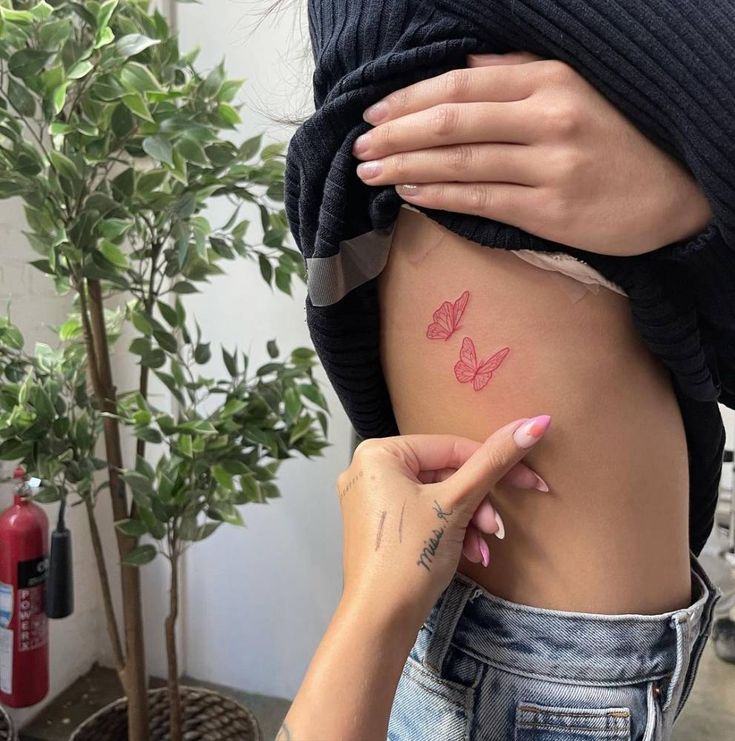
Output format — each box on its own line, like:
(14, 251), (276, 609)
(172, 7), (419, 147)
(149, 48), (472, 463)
(70, 686), (262, 741)
(0, 705), (15, 741)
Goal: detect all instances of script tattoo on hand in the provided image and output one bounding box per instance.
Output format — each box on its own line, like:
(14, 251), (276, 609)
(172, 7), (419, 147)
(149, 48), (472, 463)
(416, 500), (454, 572)
(338, 469), (363, 501)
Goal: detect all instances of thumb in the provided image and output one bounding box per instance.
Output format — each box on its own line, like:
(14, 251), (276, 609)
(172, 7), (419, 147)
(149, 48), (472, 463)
(436, 415), (551, 513)
(467, 51), (544, 67)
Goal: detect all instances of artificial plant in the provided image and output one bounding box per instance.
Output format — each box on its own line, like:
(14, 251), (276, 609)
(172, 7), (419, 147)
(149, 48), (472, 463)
(0, 1), (328, 739)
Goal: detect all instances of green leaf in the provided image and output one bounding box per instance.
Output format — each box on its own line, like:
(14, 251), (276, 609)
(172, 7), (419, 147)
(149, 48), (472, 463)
(284, 387), (301, 422)
(99, 239), (128, 268)
(266, 339), (279, 358)
(217, 103), (241, 127)
(222, 348), (238, 376)
(258, 254), (272, 285)
(8, 49), (51, 79)
(142, 135), (173, 167)
(239, 134), (262, 160)
(7, 78), (36, 117)
(121, 92), (154, 122)
(123, 544), (157, 567)
(121, 62), (162, 93)
(68, 60), (94, 80)
(275, 266), (292, 295)
(116, 34), (160, 58)
(116, 519), (148, 537)
(96, 0), (119, 31)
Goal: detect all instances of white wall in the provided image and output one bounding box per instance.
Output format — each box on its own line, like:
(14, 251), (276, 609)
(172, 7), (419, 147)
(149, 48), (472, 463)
(165, 0), (353, 699)
(0, 199), (102, 727)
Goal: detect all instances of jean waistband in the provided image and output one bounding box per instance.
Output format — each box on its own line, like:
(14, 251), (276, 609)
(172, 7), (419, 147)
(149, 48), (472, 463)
(423, 553), (720, 685)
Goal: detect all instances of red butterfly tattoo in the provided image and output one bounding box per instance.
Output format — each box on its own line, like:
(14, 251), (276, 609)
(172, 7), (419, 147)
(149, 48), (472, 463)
(426, 290), (470, 340)
(454, 337), (510, 391)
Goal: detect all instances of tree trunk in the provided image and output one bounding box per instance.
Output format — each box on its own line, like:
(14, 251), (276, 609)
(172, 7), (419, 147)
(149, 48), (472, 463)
(82, 279), (150, 740)
(165, 547), (182, 741)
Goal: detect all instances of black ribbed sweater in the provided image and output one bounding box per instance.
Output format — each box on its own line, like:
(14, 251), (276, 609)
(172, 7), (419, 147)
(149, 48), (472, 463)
(284, 0), (734, 555)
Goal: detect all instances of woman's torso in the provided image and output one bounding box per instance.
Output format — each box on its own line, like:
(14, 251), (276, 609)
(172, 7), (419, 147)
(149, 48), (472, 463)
(378, 205), (692, 614)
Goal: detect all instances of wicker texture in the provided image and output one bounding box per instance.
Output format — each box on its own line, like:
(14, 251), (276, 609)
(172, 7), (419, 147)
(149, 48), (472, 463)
(70, 687), (262, 741)
(0, 705), (15, 741)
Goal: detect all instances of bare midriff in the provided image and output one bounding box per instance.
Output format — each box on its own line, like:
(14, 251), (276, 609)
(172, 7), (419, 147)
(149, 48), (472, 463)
(377, 206), (692, 615)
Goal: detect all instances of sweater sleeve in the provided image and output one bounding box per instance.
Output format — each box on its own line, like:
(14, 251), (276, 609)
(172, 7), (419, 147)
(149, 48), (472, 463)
(437, 0), (735, 398)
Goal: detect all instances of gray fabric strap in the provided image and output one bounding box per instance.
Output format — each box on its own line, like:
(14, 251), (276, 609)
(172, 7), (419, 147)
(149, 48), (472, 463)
(306, 223), (396, 307)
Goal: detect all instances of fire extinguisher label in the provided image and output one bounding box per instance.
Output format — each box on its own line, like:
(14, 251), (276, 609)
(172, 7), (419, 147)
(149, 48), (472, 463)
(0, 582), (11, 628)
(17, 556), (48, 653)
(0, 626), (11, 694)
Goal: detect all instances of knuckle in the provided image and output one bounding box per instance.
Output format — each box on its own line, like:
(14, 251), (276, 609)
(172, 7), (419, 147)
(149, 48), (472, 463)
(389, 85), (410, 113)
(482, 444), (509, 474)
(447, 144), (474, 173)
(550, 146), (585, 180)
(547, 192), (573, 228)
(392, 151), (410, 180)
(376, 120), (393, 149)
(467, 183), (489, 213)
(541, 59), (573, 84)
(430, 104), (460, 137)
(443, 68), (471, 100)
(543, 100), (580, 138)
(353, 438), (380, 461)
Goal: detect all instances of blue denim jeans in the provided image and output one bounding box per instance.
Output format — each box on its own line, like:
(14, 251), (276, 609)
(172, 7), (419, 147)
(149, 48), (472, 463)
(388, 554), (720, 740)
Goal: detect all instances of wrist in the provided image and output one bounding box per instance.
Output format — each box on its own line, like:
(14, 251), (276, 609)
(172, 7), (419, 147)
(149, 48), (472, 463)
(336, 592), (425, 650)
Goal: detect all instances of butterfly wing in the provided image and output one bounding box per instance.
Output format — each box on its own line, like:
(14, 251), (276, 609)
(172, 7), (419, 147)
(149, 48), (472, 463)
(454, 337), (478, 384)
(473, 346), (511, 391)
(426, 301), (454, 340)
(451, 291), (470, 327)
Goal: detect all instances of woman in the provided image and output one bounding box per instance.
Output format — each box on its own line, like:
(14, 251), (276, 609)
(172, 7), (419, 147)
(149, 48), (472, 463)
(281, 0), (733, 737)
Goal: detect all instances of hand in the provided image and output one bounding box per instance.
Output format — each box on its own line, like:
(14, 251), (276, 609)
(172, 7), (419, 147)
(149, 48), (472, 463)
(353, 52), (712, 256)
(336, 415), (551, 629)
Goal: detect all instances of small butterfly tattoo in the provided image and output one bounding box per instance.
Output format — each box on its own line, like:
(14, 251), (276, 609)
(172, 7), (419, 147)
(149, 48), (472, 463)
(454, 337), (510, 391)
(426, 290), (470, 341)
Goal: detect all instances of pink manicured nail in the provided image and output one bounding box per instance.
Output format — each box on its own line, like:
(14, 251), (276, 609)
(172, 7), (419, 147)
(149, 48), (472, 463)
(396, 184), (421, 197)
(513, 415), (551, 449)
(356, 160), (383, 179)
(352, 133), (371, 155)
(478, 534), (490, 567)
(535, 475), (550, 492)
(363, 100), (388, 124)
(493, 511), (505, 540)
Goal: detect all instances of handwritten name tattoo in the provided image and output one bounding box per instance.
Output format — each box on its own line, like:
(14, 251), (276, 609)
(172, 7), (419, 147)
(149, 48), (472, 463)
(338, 469), (363, 501)
(417, 499), (454, 572)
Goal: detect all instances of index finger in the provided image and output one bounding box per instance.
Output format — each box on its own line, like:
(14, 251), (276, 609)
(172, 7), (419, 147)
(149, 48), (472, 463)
(433, 415), (551, 511)
(362, 63), (538, 125)
(386, 433), (489, 476)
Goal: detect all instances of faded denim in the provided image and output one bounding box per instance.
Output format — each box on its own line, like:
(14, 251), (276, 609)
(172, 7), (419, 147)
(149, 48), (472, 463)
(388, 555), (720, 740)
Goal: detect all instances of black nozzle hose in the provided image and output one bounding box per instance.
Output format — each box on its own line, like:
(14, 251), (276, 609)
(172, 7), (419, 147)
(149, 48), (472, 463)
(46, 498), (74, 619)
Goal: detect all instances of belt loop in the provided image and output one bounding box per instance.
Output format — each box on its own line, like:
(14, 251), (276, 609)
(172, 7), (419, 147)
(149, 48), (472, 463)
(424, 577), (475, 675)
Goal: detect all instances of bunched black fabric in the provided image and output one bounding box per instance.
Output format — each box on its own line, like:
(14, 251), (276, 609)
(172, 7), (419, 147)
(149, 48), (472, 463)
(284, 0), (734, 554)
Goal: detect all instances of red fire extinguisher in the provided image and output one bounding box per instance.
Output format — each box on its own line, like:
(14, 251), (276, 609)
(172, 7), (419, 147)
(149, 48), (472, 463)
(0, 466), (49, 708)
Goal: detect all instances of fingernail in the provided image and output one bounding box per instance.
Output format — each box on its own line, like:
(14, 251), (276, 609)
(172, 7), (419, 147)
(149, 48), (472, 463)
(462, 542), (482, 564)
(363, 100), (388, 124)
(535, 475), (549, 493)
(493, 511), (505, 540)
(356, 160), (383, 180)
(513, 415), (551, 449)
(396, 184), (421, 197)
(478, 534), (490, 567)
(353, 133), (371, 155)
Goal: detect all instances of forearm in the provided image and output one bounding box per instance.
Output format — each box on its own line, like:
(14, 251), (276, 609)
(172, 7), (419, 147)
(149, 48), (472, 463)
(277, 598), (421, 741)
